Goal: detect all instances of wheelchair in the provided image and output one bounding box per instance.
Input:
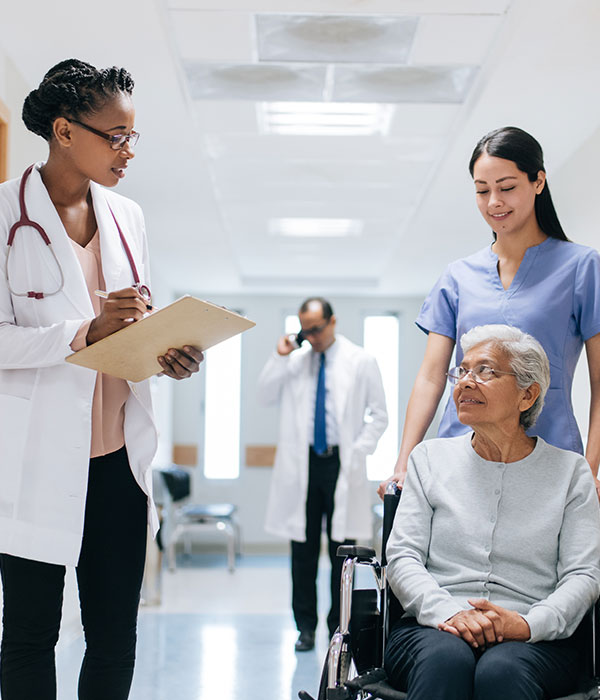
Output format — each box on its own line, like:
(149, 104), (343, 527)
(299, 484), (600, 700)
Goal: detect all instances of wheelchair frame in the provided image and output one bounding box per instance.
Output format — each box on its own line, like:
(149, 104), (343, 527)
(299, 485), (600, 700)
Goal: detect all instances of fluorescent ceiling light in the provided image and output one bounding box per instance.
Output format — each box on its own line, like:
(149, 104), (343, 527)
(260, 102), (392, 136)
(270, 218), (363, 238)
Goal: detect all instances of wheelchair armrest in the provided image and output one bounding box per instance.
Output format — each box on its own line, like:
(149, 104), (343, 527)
(337, 544), (377, 561)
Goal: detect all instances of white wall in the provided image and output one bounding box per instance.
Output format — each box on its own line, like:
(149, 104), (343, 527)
(167, 292), (429, 548)
(552, 124), (600, 448)
(0, 52), (46, 178)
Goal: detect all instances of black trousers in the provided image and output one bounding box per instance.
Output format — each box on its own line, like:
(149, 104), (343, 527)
(291, 447), (355, 637)
(0, 446), (148, 700)
(384, 617), (583, 700)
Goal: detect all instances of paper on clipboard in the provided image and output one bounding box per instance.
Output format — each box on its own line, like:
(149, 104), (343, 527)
(66, 295), (256, 382)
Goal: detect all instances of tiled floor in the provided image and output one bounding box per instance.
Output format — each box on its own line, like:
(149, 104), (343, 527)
(54, 552), (333, 700)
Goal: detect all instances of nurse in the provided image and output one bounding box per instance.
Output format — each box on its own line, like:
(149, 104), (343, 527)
(0, 59), (203, 699)
(379, 126), (600, 497)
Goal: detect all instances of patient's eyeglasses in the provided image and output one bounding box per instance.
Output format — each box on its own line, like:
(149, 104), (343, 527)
(446, 364), (517, 384)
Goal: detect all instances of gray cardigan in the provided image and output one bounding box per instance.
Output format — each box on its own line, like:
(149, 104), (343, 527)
(386, 434), (600, 643)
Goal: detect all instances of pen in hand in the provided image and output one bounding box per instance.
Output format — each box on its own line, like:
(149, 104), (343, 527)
(94, 289), (153, 311)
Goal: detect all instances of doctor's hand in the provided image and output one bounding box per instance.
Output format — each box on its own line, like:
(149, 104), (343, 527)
(157, 346), (204, 380)
(277, 335), (296, 356)
(86, 287), (150, 345)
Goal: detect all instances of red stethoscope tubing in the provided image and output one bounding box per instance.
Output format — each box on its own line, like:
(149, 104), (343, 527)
(6, 164), (149, 301)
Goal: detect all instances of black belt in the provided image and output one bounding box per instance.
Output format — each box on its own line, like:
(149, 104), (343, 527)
(310, 445), (339, 459)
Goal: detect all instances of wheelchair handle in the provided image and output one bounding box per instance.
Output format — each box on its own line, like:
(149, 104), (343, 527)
(381, 487), (401, 567)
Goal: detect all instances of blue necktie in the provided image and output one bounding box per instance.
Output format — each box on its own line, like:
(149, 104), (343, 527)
(314, 353), (327, 454)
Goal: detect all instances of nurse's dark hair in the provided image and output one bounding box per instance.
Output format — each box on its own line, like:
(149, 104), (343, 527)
(468, 126), (568, 241)
(299, 297), (334, 320)
(22, 58), (134, 142)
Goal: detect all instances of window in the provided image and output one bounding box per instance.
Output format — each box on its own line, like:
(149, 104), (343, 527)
(203, 333), (242, 479)
(363, 315), (399, 481)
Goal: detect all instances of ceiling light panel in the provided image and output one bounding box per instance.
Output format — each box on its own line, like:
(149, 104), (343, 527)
(332, 65), (477, 103)
(184, 62), (327, 101)
(269, 217), (363, 237)
(256, 14), (418, 64)
(259, 102), (393, 136)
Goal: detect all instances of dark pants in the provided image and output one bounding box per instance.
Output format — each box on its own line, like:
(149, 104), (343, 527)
(0, 446), (148, 700)
(291, 447), (355, 637)
(384, 617), (583, 700)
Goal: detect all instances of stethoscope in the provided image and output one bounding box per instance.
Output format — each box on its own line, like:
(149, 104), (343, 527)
(6, 164), (151, 303)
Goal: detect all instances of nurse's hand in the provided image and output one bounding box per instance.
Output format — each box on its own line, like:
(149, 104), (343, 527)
(377, 472), (405, 500)
(157, 346), (204, 380)
(87, 287), (149, 344)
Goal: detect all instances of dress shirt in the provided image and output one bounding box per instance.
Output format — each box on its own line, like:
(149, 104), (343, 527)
(386, 433), (600, 643)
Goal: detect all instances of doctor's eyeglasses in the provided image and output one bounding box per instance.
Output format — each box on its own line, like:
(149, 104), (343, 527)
(446, 364), (517, 384)
(67, 118), (140, 150)
(300, 319), (330, 337)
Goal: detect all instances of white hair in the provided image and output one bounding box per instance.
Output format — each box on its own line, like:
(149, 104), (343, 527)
(459, 324), (550, 430)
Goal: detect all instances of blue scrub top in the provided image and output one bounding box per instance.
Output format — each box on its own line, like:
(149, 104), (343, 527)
(416, 237), (600, 453)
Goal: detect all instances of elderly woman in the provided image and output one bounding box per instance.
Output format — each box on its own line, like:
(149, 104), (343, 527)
(384, 325), (600, 700)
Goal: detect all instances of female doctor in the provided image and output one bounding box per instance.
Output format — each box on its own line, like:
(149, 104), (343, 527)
(0, 59), (202, 700)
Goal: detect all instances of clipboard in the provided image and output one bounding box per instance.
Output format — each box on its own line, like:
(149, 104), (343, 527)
(66, 295), (256, 382)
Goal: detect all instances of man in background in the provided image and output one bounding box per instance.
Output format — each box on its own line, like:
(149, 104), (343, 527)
(258, 297), (388, 651)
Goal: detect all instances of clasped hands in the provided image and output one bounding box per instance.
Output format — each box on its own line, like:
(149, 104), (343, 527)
(438, 599), (530, 649)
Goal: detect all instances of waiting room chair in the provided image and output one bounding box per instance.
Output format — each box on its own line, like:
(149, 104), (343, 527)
(156, 465), (242, 574)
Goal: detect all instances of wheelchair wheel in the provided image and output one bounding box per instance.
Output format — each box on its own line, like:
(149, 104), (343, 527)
(317, 633), (359, 700)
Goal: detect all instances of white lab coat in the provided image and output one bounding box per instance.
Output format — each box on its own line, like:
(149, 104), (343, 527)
(258, 335), (388, 542)
(0, 163), (158, 567)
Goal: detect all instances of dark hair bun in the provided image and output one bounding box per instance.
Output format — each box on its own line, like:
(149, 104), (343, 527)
(22, 58), (134, 141)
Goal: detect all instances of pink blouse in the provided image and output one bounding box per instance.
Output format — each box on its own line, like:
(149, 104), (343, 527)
(70, 231), (130, 458)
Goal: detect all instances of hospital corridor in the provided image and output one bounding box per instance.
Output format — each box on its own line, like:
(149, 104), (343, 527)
(2, 1), (600, 699)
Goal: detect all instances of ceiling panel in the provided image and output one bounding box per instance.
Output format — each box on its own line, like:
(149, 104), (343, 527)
(167, 1), (511, 15)
(169, 11), (255, 61)
(164, 3), (502, 287)
(410, 15), (504, 65)
(256, 14), (419, 64)
(387, 103), (460, 138)
(332, 65), (478, 103)
(204, 132), (441, 162)
(184, 62), (328, 101)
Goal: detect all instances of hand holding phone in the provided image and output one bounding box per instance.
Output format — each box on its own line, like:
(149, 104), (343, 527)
(277, 331), (305, 356)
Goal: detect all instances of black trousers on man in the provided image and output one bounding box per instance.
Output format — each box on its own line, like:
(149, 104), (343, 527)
(0, 446), (148, 700)
(291, 446), (355, 637)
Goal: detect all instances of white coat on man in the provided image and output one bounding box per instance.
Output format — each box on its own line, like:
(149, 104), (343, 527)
(0, 163), (158, 567)
(258, 334), (388, 544)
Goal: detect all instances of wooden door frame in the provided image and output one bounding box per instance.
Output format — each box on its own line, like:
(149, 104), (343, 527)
(0, 97), (9, 183)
